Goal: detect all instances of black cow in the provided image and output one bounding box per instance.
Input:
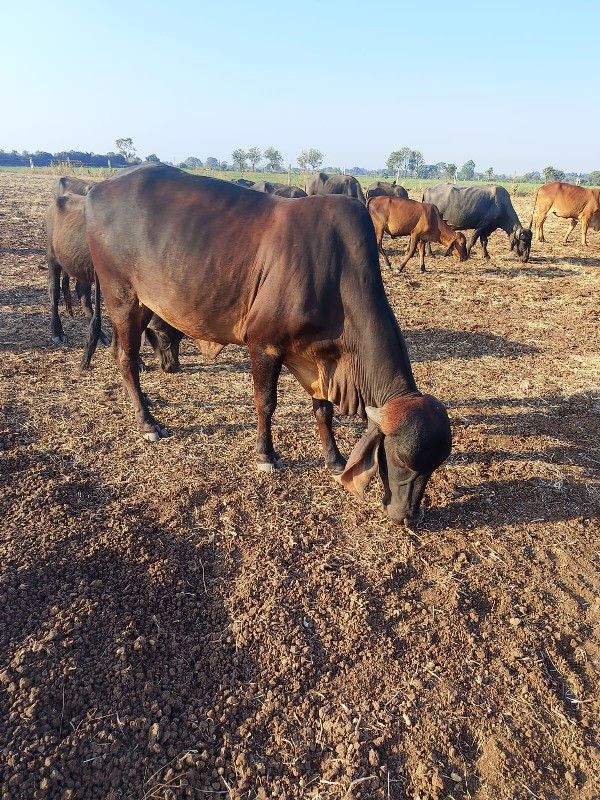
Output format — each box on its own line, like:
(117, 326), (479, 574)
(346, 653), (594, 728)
(231, 178), (255, 188)
(422, 184), (532, 262)
(305, 172), (366, 204)
(365, 181), (409, 201)
(250, 181), (307, 198)
(82, 164), (452, 526)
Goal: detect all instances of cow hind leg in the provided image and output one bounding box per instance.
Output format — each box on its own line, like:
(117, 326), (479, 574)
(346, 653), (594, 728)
(249, 344), (284, 471)
(395, 234), (418, 274)
(49, 260), (65, 343)
(312, 399), (346, 478)
(61, 271), (73, 316)
(111, 304), (168, 442)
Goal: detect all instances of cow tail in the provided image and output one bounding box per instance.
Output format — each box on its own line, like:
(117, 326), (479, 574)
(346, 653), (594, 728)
(80, 272), (102, 372)
(528, 187), (540, 230)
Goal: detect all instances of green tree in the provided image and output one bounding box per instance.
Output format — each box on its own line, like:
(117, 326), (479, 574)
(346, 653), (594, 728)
(247, 147), (262, 170)
(543, 166), (565, 183)
(116, 137), (137, 161)
(458, 159), (476, 180)
(183, 156), (202, 169)
(446, 163), (457, 181)
(205, 156), (219, 170)
(298, 149), (323, 171)
(587, 170), (600, 186)
(264, 146), (283, 171)
(145, 153), (160, 163)
(408, 150), (424, 177)
(484, 167), (494, 181)
(232, 149), (247, 172)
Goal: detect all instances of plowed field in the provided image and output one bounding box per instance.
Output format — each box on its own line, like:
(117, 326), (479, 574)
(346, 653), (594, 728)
(0, 171), (599, 800)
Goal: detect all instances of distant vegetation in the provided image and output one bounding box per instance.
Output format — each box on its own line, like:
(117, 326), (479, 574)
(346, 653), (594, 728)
(1, 139), (599, 188)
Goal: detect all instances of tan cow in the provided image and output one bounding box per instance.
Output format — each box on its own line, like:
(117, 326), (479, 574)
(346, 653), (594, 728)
(367, 196), (467, 273)
(531, 181), (600, 245)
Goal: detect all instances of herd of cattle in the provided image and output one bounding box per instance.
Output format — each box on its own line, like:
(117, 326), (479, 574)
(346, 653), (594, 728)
(42, 165), (599, 526)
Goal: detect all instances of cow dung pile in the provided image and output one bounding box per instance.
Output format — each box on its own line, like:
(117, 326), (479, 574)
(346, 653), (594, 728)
(0, 171), (599, 799)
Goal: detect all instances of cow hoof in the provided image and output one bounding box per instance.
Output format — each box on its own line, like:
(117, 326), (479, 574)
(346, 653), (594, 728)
(52, 335), (65, 344)
(143, 430), (161, 443)
(256, 457), (284, 472)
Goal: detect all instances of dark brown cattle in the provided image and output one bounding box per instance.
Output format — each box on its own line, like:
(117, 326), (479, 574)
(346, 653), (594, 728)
(367, 196), (468, 272)
(52, 175), (95, 198)
(83, 164), (452, 527)
(250, 181), (307, 198)
(365, 181), (409, 201)
(45, 193), (100, 344)
(305, 172), (366, 204)
(44, 192), (184, 369)
(531, 181), (600, 245)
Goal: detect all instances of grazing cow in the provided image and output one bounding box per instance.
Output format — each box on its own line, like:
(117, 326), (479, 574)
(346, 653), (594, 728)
(273, 185), (307, 198)
(366, 181), (409, 201)
(367, 196), (467, 272)
(530, 181), (600, 245)
(52, 175), (95, 198)
(45, 193), (103, 344)
(44, 191), (183, 370)
(422, 184), (532, 262)
(82, 164), (452, 527)
(250, 181), (307, 198)
(232, 178), (255, 188)
(305, 172), (366, 204)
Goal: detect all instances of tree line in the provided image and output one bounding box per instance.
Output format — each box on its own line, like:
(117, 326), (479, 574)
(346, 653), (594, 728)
(1, 138), (598, 186)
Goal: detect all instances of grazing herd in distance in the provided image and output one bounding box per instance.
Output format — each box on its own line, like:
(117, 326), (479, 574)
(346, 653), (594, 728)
(39, 164), (599, 525)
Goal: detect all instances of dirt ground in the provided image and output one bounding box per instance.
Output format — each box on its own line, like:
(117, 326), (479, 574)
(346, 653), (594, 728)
(0, 171), (598, 800)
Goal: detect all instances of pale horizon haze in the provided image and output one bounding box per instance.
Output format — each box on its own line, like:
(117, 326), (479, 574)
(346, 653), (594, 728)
(2, 0), (598, 175)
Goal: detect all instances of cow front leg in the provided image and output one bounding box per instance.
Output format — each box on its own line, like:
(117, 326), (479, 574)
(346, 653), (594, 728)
(418, 241), (426, 272)
(313, 398), (346, 478)
(112, 305), (167, 442)
(249, 344), (284, 471)
(426, 242), (435, 258)
(480, 234), (490, 259)
(563, 219), (583, 244)
(49, 260), (65, 343)
(396, 234), (418, 274)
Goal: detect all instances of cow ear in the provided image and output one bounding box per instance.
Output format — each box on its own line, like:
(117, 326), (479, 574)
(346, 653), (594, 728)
(365, 405), (383, 428)
(340, 425), (383, 499)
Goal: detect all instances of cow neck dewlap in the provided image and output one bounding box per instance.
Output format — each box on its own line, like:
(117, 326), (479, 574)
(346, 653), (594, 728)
(327, 328), (418, 416)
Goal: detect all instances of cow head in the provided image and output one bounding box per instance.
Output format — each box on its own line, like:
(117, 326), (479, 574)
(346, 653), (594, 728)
(509, 225), (532, 262)
(452, 232), (468, 262)
(341, 394), (452, 527)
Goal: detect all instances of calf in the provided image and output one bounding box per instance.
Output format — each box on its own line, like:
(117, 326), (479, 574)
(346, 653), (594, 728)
(367, 196), (467, 272)
(531, 181), (600, 245)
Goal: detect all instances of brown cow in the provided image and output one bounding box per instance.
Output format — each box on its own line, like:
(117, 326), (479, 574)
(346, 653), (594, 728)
(51, 175), (96, 198)
(531, 181), (600, 245)
(367, 196), (468, 273)
(45, 192), (186, 369)
(81, 164), (452, 527)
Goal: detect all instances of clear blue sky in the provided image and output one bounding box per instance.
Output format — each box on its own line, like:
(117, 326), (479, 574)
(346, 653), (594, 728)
(2, 0), (597, 174)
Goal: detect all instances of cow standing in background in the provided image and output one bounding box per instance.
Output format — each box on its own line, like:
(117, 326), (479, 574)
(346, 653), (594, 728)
(530, 181), (600, 245)
(368, 196), (467, 272)
(305, 172), (366, 203)
(365, 181), (409, 201)
(422, 184), (532, 262)
(82, 164), (452, 527)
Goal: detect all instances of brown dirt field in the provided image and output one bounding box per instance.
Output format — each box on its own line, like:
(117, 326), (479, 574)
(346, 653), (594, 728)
(0, 171), (599, 800)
